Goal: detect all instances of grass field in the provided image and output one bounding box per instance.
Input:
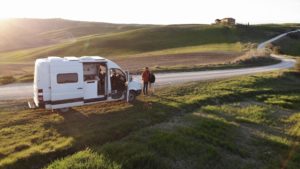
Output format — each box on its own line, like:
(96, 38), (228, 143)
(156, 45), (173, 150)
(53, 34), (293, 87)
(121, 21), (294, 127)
(0, 18), (152, 52)
(0, 24), (296, 61)
(273, 32), (300, 56)
(1, 70), (300, 169)
(0, 20), (298, 81)
(0, 22), (296, 79)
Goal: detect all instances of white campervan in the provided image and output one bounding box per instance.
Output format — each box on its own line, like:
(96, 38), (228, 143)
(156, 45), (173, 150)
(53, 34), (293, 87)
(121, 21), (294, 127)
(32, 56), (142, 110)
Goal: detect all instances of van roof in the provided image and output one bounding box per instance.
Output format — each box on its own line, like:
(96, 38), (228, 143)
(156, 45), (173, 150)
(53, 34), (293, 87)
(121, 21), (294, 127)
(36, 56), (120, 69)
(79, 56), (106, 62)
(44, 56), (106, 62)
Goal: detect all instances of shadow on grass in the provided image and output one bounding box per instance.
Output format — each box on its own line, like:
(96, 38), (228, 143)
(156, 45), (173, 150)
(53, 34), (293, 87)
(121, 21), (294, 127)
(47, 109), (293, 169)
(95, 114), (241, 169)
(3, 100), (179, 169)
(5, 71), (300, 169)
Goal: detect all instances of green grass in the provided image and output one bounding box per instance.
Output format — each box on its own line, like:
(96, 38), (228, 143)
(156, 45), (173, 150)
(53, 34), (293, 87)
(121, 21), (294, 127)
(28, 24), (299, 58)
(119, 42), (246, 59)
(1, 70), (300, 168)
(0, 23), (296, 80)
(46, 149), (121, 169)
(45, 71), (300, 169)
(151, 55), (280, 73)
(273, 32), (300, 56)
(0, 24), (297, 62)
(201, 104), (277, 125)
(0, 18), (151, 52)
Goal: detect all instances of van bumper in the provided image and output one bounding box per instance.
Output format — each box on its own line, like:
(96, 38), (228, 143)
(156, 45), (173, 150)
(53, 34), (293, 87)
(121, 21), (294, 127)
(135, 90), (142, 96)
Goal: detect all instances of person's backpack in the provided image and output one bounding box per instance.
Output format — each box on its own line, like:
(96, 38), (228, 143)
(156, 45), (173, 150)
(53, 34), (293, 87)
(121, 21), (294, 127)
(149, 73), (155, 83)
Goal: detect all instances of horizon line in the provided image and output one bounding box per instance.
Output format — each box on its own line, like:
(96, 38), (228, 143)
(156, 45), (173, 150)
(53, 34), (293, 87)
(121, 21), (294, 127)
(0, 17), (299, 26)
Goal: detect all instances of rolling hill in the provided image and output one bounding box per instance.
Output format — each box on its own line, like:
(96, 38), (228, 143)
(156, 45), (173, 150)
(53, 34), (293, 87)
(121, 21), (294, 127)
(0, 18), (152, 52)
(0, 22), (298, 62)
(0, 19), (299, 78)
(272, 31), (300, 56)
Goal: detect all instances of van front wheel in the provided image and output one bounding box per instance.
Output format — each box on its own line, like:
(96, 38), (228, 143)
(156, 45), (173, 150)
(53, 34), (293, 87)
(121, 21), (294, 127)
(128, 91), (136, 102)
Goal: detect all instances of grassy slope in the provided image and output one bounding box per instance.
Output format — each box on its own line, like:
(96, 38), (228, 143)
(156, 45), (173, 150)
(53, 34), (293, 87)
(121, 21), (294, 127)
(0, 24), (297, 62)
(46, 71), (300, 169)
(0, 23), (296, 81)
(49, 24), (298, 57)
(0, 18), (151, 52)
(150, 55), (281, 73)
(273, 32), (300, 56)
(1, 70), (300, 169)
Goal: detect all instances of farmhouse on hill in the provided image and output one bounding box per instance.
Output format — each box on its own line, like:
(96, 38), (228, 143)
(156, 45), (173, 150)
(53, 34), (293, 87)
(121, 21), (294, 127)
(215, 18), (236, 25)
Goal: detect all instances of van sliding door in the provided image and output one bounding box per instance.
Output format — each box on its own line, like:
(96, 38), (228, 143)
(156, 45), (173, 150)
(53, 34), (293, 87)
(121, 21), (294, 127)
(49, 61), (84, 109)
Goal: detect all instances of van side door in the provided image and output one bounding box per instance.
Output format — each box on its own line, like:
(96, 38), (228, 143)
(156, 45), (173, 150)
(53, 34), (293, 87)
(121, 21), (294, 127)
(49, 61), (84, 109)
(109, 68), (127, 100)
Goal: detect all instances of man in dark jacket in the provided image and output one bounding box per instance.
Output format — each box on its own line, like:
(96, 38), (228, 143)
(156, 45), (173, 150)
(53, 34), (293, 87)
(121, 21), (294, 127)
(149, 72), (156, 95)
(142, 67), (150, 95)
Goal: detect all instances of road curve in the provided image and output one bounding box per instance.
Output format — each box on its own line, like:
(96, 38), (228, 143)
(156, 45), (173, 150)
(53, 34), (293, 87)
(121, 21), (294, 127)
(0, 31), (297, 100)
(258, 29), (300, 49)
(153, 55), (295, 87)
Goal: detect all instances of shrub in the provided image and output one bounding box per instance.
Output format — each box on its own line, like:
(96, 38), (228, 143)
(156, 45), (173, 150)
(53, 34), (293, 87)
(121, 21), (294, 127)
(0, 76), (16, 85)
(287, 32), (300, 39)
(234, 50), (279, 66)
(273, 46), (281, 54)
(266, 43), (281, 54)
(18, 74), (34, 82)
(296, 59), (300, 73)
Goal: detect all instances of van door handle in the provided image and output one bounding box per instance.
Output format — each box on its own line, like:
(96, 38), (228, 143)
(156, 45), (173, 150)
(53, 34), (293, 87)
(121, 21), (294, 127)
(77, 87), (83, 90)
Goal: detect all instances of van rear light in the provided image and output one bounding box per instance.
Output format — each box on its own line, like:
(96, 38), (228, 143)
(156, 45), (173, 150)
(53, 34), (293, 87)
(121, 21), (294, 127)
(37, 88), (45, 108)
(38, 95), (43, 101)
(37, 89), (43, 101)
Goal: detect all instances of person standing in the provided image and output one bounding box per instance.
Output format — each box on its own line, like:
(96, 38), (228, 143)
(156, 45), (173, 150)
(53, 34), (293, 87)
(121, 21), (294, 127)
(142, 67), (150, 95)
(149, 71), (156, 95)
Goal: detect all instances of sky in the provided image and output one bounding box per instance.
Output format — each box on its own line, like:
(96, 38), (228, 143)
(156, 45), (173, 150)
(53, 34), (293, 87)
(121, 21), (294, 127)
(0, 0), (299, 24)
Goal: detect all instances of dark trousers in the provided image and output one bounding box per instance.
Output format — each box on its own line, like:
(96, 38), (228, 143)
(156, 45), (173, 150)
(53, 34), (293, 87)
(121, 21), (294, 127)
(143, 82), (149, 95)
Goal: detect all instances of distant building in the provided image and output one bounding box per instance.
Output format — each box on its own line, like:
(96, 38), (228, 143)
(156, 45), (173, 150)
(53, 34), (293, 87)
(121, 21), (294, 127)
(215, 18), (236, 25)
(215, 19), (221, 24)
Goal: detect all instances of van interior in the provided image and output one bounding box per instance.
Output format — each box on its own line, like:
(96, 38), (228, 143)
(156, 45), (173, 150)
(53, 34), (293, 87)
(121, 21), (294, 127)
(83, 63), (107, 101)
(83, 63), (126, 100)
(110, 68), (126, 99)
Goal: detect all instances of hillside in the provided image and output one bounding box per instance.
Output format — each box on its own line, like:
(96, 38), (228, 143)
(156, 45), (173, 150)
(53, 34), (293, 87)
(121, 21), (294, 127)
(1, 23), (298, 62)
(272, 31), (300, 56)
(0, 21), (298, 78)
(0, 18), (151, 52)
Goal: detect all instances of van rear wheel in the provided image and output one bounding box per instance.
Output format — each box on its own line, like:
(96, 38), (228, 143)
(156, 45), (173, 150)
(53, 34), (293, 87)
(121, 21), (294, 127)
(128, 91), (136, 102)
(58, 108), (70, 112)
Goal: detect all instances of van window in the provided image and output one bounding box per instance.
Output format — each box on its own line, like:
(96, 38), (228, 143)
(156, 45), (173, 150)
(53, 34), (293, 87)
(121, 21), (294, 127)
(57, 73), (78, 84)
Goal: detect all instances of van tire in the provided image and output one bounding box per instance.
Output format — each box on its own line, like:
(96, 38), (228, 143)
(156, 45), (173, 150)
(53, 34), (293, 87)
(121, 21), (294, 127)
(128, 91), (136, 102)
(58, 108), (70, 112)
